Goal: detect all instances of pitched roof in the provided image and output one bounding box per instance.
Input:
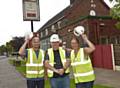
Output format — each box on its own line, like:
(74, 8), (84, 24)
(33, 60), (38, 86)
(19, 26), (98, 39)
(100, 0), (110, 10)
(38, 6), (70, 32)
(38, 0), (110, 32)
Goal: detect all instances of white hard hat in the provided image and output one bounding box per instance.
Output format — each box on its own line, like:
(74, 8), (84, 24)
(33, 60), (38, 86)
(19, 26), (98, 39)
(50, 34), (60, 42)
(25, 32), (33, 40)
(74, 26), (85, 36)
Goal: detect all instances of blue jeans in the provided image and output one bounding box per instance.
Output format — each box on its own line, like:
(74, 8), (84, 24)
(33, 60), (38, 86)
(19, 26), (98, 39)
(76, 81), (94, 88)
(27, 79), (44, 88)
(50, 75), (70, 88)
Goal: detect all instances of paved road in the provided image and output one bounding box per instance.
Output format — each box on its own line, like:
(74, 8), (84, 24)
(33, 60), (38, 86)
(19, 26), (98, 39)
(0, 57), (26, 88)
(95, 68), (120, 88)
(0, 56), (120, 88)
(0, 56), (7, 60)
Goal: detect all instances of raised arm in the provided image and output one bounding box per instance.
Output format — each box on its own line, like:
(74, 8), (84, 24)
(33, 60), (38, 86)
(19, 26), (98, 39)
(18, 39), (29, 56)
(81, 34), (95, 54)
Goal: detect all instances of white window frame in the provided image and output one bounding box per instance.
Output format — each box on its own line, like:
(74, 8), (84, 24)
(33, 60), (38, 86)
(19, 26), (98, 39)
(57, 21), (61, 29)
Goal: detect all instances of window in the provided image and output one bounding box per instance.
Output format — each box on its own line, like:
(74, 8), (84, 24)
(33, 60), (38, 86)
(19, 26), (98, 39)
(91, 0), (94, 3)
(91, 4), (96, 8)
(57, 21), (61, 29)
(41, 32), (43, 38)
(89, 10), (96, 16)
(119, 36), (120, 44)
(45, 29), (48, 36)
(51, 25), (56, 32)
(110, 36), (117, 44)
(117, 36), (120, 44)
(40, 38), (50, 50)
(100, 36), (108, 44)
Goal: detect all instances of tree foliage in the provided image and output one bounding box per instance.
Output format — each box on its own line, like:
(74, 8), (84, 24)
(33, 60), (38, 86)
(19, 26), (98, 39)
(110, 0), (120, 29)
(0, 37), (24, 55)
(0, 45), (6, 55)
(11, 37), (24, 52)
(110, 0), (120, 20)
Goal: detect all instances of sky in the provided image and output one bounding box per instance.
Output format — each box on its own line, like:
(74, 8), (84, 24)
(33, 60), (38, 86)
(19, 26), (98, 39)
(0, 0), (115, 46)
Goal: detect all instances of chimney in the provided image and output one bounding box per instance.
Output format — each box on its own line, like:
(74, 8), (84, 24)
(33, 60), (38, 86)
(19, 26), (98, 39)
(70, 0), (75, 4)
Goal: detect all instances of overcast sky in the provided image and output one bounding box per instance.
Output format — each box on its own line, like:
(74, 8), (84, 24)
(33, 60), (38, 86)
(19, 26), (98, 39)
(0, 0), (115, 46)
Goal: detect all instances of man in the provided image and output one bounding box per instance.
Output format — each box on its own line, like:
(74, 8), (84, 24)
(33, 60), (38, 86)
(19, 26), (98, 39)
(19, 35), (45, 88)
(44, 34), (71, 88)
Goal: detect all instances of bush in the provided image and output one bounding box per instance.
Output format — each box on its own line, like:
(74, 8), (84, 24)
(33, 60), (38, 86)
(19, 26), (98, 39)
(9, 59), (21, 66)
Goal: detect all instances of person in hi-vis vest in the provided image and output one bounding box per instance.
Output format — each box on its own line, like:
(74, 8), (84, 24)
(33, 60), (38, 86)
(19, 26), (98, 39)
(19, 35), (45, 88)
(44, 34), (71, 88)
(70, 26), (95, 88)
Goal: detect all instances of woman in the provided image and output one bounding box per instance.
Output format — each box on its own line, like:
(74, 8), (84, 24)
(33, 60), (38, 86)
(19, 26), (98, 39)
(70, 34), (95, 88)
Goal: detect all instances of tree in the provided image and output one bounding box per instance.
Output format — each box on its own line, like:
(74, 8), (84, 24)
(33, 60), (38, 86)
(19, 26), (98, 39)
(0, 45), (6, 55)
(11, 37), (24, 52)
(6, 41), (13, 55)
(110, 0), (120, 29)
(0, 36), (24, 55)
(110, 0), (120, 19)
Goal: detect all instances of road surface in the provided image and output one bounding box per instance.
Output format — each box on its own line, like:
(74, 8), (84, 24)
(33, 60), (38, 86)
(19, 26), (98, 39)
(0, 56), (26, 88)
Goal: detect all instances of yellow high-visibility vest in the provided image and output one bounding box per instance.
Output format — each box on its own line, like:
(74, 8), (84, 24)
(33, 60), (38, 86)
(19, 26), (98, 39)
(26, 48), (44, 78)
(71, 48), (95, 84)
(47, 47), (70, 77)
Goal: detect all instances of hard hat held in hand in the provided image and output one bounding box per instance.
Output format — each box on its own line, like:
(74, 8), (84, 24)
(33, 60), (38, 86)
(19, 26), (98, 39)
(25, 32), (33, 41)
(74, 26), (85, 36)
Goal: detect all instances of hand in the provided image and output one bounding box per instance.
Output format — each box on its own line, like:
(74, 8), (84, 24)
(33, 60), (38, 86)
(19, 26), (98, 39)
(25, 36), (30, 43)
(44, 75), (48, 80)
(58, 69), (64, 75)
(81, 34), (88, 41)
(54, 69), (59, 74)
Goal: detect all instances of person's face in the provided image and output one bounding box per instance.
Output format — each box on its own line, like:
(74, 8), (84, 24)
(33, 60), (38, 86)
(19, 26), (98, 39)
(71, 39), (79, 50)
(51, 41), (60, 50)
(32, 37), (40, 49)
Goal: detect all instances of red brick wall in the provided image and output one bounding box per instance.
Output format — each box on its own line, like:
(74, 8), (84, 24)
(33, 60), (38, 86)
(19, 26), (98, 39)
(65, 0), (110, 21)
(88, 19), (120, 44)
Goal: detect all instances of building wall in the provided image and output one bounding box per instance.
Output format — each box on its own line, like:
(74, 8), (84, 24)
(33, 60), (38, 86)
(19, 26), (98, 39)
(39, 0), (120, 49)
(65, 0), (110, 21)
(88, 18), (120, 44)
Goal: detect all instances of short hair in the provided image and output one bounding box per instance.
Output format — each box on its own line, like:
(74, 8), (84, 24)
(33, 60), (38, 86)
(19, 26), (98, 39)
(31, 36), (40, 42)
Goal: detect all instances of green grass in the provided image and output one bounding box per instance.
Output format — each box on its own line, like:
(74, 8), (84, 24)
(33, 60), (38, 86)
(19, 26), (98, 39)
(9, 59), (14, 65)
(16, 66), (26, 76)
(94, 84), (113, 88)
(10, 61), (112, 88)
(44, 79), (112, 88)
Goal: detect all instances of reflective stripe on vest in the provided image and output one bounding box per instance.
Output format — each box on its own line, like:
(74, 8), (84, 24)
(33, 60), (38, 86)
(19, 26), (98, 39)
(26, 48), (44, 78)
(71, 48), (95, 83)
(47, 47), (70, 77)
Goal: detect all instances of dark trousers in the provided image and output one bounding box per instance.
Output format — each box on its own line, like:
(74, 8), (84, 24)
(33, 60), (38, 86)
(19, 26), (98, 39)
(76, 81), (94, 88)
(27, 79), (44, 88)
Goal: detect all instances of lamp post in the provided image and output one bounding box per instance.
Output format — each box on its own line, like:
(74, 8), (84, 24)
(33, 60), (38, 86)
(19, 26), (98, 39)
(31, 21), (34, 32)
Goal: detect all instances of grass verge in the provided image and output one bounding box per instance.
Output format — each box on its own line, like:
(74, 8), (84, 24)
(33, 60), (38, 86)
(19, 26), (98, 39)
(9, 58), (113, 88)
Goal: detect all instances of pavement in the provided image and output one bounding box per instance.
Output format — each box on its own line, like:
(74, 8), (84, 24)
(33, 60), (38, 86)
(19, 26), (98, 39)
(94, 68), (120, 88)
(0, 56), (7, 60)
(0, 57), (26, 88)
(0, 56), (120, 88)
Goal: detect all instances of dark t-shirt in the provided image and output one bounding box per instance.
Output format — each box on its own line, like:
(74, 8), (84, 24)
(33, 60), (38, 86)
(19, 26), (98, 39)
(45, 49), (70, 78)
(25, 49), (39, 59)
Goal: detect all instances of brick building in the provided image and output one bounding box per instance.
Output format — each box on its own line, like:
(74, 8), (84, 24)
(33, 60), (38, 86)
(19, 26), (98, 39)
(38, 0), (120, 50)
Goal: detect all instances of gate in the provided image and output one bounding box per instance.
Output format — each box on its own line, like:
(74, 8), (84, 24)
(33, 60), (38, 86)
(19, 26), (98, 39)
(92, 45), (114, 70)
